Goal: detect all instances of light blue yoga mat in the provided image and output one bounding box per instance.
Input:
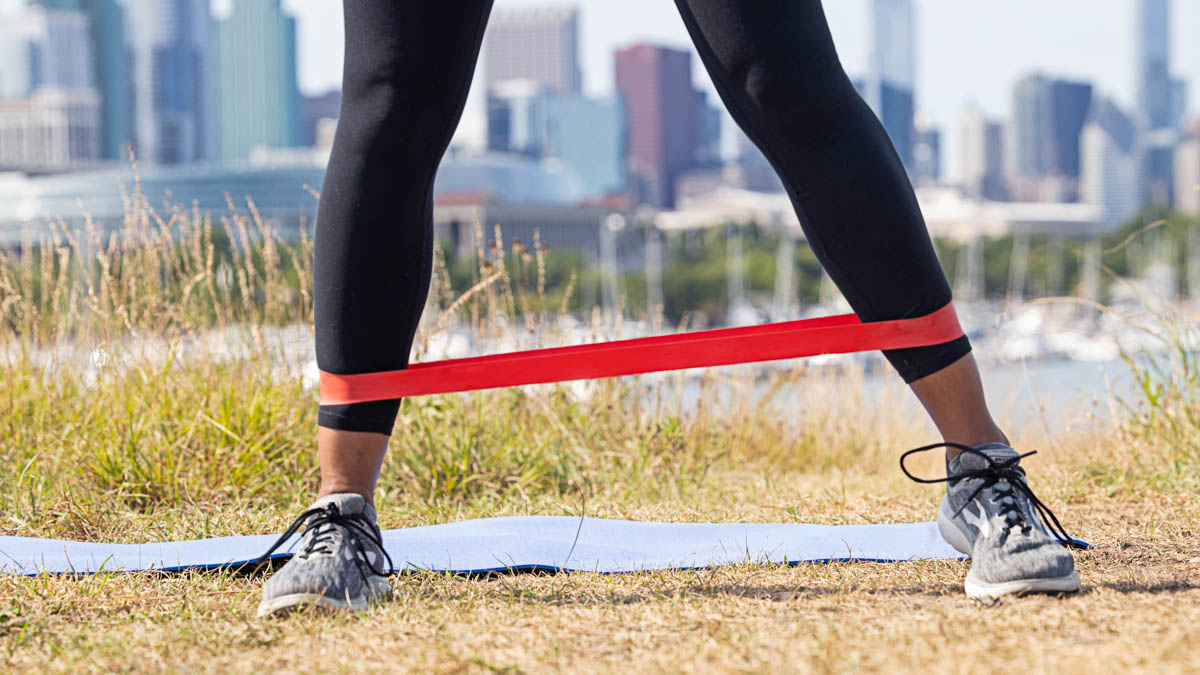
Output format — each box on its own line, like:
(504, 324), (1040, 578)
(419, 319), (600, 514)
(0, 516), (971, 575)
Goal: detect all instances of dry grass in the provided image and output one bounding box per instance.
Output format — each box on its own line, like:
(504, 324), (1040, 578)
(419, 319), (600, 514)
(1, 193), (1198, 672)
(0, 465), (1196, 674)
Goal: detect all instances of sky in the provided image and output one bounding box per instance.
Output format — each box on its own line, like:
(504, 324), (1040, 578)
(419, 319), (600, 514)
(237, 0), (1200, 182)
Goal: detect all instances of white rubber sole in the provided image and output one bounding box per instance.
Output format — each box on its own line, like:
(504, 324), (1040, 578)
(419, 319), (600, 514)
(256, 592), (369, 618)
(937, 495), (1082, 600)
(964, 570), (1081, 600)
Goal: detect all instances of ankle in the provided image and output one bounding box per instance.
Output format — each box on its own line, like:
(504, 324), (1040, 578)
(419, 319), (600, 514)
(943, 428), (1010, 461)
(317, 484), (376, 506)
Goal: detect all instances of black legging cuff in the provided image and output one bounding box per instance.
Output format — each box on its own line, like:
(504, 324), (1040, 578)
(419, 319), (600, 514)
(318, 400), (402, 435)
(886, 334), (973, 384)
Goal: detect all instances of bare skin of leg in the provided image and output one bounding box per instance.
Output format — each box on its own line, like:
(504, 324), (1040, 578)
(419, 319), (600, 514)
(315, 351), (1006, 501)
(317, 427), (389, 505)
(908, 352), (1009, 461)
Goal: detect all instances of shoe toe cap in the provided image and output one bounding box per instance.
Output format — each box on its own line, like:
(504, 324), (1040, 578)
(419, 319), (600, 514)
(971, 535), (1076, 584)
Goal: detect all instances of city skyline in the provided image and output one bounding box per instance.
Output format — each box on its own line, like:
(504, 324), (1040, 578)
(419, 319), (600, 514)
(2, 0), (1198, 301)
(268, 0), (1200, 182)
(1, 0), (1196, 214)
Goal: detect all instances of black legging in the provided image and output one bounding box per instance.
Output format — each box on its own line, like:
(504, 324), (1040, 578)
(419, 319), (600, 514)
(315, 0), (971, 435)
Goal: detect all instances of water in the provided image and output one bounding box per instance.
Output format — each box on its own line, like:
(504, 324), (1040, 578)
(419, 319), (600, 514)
(975, 357), (1132, 433)
(645, 356), (1135, 438)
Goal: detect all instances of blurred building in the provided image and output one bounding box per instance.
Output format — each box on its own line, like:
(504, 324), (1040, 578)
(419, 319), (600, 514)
(864, 0), (915, 169)
(725, 128), (783, 194)
(958, 107), (1006, 201)
(1051, 80), (1092, 179)
(0, 2), (100, 169)
(615, 44), (695, 207)
(1010, 75), (1053, 188)
(301, 90), (340, 148)
(486, 80), (626, 198)
(911, 114), (941, 185)
(1010, 74), (1092, 202)
(29, 0), (129, 161)
(1137, 0), (1173, 129)
(126, 0), (214, 165)
(0, 89), (100, 170)
(917, 187), (1107, 241)
(1081, 97), (1141, 227)
(543, 94), (626, 197)
(692, 90), (722, 167)
(0, 151), (588, 243)
(0, 162), (325, 241)
(487, 79), (548, 157)
(1177, 122), (1200, 215)
(215, 0), (301, 163)
(0, 4), (93, 95)
(485, 7), (582, 95)
(1137, 0), (1187, 206)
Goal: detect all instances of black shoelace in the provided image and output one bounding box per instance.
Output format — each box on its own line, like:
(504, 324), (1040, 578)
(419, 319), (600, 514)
(255, 503), (395, 581)
(900, 442), (1085, 549)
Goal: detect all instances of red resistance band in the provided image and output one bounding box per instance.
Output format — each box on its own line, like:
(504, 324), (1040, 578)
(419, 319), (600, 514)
(319, 303), (964, 405)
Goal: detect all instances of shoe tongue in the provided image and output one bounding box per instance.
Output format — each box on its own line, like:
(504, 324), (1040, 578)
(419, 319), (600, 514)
(310, 493), (377, 524)
(950, 443), (1019, 473)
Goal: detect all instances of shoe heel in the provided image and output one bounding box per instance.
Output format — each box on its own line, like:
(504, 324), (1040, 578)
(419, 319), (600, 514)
(937, 497), (973, 556)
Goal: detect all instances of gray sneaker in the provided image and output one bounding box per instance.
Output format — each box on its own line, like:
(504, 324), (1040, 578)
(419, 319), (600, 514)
(902, 442), (1082, 600)
(255, 493), (393, 617)
(936, 443), (1080, 599)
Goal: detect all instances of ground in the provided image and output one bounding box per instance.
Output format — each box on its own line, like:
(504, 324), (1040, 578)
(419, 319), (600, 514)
(2, 458), (1197, 673)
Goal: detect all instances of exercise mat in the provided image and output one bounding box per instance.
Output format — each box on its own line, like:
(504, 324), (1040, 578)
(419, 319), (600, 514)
(0, 516), (985, 575)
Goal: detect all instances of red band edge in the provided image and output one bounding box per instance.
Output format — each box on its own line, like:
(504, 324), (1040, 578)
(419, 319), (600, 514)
(319, 303), (964, 405)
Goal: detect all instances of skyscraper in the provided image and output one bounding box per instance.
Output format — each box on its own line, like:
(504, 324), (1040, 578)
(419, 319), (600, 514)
(692, 89), (722, 167)
(84, 0), (129, 161)
(958, 107), (1006, 201)
(0, 3), (93, 95)
(1137, 0), (1183, 205)
(1050, 79), (1093, 179)
(865, 0), (915, 168)
(0, 2), (100, 169)
(614, 44), (694, 207)
(544, 94), (627, 198)
(1011, 73), (1092, 201)
(126, 0), (214, 165)
(215, 0), (301, 163)
(485, 7), (582, 95)
(29, 0), (129, 161)
(1081, 97), (1140, 227)
(485, 80), (627, 199)
(486, 79), (549, 157)
(911, 114), (940, 185)
(1137, 0), (1172, 130)
(1012, 74), (1054, 180)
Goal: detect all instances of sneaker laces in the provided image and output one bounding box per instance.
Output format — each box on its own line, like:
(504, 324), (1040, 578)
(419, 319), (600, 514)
(255, 502), (395, 582)
(900, 442), (1084, 549)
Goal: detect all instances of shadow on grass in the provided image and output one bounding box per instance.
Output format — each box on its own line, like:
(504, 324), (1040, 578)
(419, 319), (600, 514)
(1086, 581), (1200, 595)
(418, 580), (971, 607)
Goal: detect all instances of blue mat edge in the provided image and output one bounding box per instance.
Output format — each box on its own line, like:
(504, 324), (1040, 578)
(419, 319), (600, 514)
(0, 513), (1090, 577)
(5, 554), (967, 577)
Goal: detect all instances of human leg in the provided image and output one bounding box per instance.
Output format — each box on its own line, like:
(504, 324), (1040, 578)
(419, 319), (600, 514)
(671, 0), (996, 450)
(259, 0), (494, 617)
(313, 0), (494, 491)
(674, 0), (1077, 597)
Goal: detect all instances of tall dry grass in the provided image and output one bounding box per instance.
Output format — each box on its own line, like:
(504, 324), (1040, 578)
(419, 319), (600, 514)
(0, 184), (940, 543)
(0, 184), (1191, 543)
